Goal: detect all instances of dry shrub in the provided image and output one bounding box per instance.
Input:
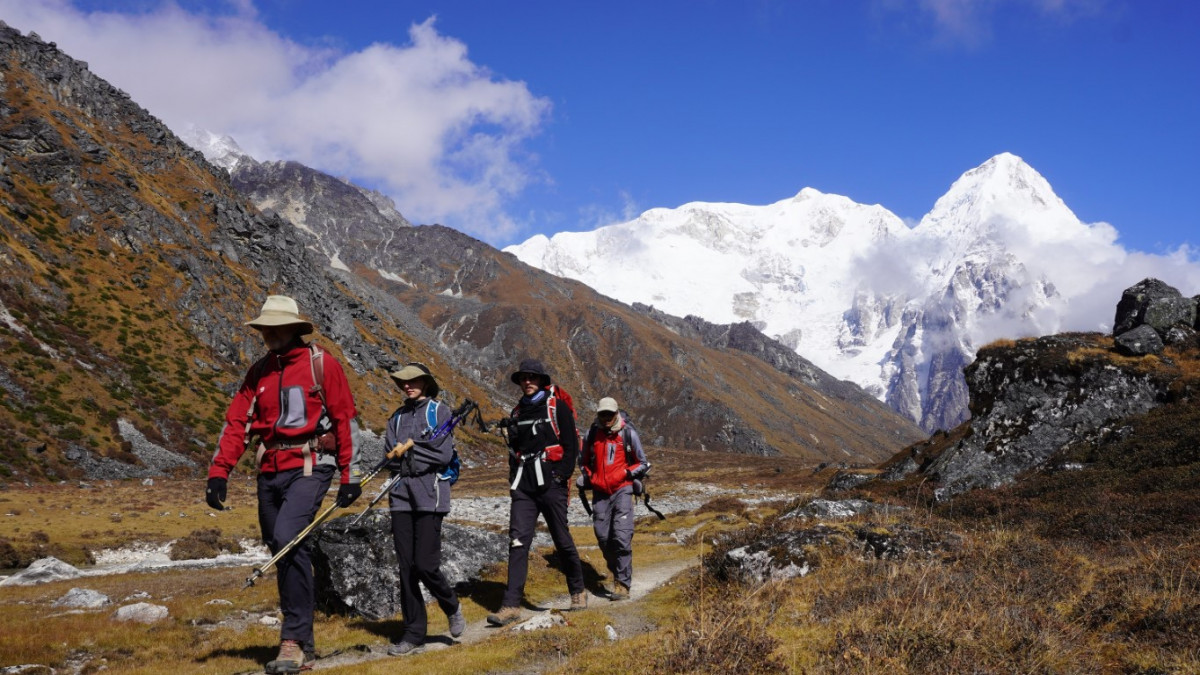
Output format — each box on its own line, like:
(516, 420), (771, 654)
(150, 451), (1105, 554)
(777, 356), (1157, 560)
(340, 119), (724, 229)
(694, 495), (747, 517)
(170, 527), (243, 560)
(0, 536), (29, 568)
(648, 580), (788, 674)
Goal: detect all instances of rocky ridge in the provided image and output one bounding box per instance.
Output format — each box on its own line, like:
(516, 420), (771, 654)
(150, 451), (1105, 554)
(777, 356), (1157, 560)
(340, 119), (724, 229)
(877, 278), (1200, 499)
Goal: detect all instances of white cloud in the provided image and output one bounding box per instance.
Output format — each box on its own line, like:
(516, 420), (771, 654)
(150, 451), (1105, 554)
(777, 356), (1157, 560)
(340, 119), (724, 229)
(0, 1), (550, 240)
(877, 0), (1112, 46)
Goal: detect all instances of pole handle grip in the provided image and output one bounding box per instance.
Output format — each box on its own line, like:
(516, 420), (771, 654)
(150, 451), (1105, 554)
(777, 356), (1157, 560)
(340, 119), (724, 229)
(387, 438), (414, 459)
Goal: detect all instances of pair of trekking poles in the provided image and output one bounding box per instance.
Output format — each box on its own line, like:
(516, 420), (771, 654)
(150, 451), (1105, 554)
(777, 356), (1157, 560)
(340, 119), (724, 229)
(242, 399), (485, 589)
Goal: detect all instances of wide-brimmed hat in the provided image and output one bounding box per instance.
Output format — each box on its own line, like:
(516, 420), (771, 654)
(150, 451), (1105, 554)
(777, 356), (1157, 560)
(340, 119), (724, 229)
(596, 397), (619, 414)
(510, 358), (551, 387)
(245, 295), (314, 335)
(390, 362), (440, 398)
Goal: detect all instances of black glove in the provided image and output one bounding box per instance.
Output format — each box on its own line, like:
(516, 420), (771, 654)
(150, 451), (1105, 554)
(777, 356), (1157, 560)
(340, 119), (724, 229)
(205, 477), (227, 511)
(336, 482), (362, 507)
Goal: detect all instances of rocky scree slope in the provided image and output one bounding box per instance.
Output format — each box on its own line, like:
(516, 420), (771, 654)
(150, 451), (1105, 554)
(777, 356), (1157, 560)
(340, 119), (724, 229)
(0, 24), (474, 480)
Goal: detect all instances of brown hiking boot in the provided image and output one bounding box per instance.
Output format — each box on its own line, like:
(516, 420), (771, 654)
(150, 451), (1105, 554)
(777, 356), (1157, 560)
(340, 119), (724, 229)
(609, 583), (630, 601)
(265, 639), (304, 674)
(486, 606), (522, 626)
(569, 592), (588, 611)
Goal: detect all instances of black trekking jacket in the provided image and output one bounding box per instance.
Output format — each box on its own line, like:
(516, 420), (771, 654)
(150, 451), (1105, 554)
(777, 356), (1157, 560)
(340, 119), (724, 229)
(507, 390), (579, 491)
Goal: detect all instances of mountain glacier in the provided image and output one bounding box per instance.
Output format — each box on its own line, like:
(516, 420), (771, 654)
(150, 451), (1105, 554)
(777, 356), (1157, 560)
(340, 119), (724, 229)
(507, 153), (1106, 432)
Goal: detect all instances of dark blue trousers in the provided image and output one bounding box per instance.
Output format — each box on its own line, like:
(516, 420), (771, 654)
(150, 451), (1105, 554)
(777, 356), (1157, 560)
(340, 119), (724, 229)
(389, 511), (459, 643)
(502, 482), (584, 608)
(257, 464), (334, 645)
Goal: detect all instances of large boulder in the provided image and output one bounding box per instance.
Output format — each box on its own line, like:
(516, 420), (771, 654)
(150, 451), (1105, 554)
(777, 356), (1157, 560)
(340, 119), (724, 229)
(52, 588), (110, 608)
(1114, 324), (1165, 356)
(1113, 278), (1195, 336)
(0, 557), (81, 586)
(311, 510), (507, 621)
(112, 602), (169, 623)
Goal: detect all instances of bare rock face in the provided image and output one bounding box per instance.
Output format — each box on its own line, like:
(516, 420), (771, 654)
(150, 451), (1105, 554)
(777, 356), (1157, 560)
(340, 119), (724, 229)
(926, 334), (1171, 499)
(310, 510), (506, 621)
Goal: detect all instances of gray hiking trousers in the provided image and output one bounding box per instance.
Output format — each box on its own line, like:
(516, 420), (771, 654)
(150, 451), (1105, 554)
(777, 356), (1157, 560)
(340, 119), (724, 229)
(591, 484), (634, 588)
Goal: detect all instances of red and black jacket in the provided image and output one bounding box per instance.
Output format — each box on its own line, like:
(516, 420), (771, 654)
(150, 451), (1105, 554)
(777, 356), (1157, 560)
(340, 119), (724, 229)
(581, 417), (647, 496)
(209, 342), (358, 484)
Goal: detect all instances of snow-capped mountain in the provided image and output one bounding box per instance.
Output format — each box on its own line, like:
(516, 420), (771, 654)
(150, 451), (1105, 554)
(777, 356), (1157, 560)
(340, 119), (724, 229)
(507, 153), (1098, 432)
(178, 125), (250, 172)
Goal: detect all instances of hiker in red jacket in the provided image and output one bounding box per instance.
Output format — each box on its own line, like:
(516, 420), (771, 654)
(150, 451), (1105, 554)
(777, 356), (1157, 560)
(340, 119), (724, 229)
(579, 397), (648, 601)
(486, 358), (586, 627)
(205, 295), (361, 675)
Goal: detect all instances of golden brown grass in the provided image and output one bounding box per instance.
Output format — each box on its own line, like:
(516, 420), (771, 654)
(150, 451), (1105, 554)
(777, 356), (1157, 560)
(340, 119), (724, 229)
(0, 470), (755, 674)
(6, 428), (1196, 674)
(0, 478), (262, 565)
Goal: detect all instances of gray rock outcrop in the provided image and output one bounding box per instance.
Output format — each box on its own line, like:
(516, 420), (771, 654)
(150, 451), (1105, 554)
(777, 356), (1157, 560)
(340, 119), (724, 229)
(716, 523), (958, 585)
(926, 334), (1170, 499)
(0, 557), (81, 586)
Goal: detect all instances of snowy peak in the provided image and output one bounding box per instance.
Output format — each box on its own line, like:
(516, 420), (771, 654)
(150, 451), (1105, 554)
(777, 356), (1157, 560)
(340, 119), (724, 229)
(920, 153), (1078, 237)
(178, 126), (252, 172)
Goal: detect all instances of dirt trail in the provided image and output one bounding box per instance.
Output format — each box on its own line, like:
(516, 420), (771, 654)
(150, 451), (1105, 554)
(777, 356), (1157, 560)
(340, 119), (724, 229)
(273, 556), (696, 673)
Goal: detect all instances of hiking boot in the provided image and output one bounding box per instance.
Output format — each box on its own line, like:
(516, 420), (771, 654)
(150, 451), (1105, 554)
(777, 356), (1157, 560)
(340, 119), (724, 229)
(569, 592), (588, 611)
(387, 641), (421, 656)
(265, 640), (304, 674)
(486, 606), (522, 626)
(448, 605), (466, 638)
(609, 583), (630, 601)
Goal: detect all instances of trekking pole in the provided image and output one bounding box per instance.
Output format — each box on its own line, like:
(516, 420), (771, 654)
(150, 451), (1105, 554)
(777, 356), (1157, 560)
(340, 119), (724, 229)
(241, 401), (478, 590)
(241, 436), (416, 589)
(348, 400), (479, 527)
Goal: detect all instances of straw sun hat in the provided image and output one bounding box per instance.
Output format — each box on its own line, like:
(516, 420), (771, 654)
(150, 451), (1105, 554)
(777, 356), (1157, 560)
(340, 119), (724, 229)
(245, 295), (314, 335)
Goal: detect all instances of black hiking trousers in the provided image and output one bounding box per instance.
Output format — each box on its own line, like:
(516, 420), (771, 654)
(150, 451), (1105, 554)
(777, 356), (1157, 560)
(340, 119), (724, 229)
(389, 510), (460, 643)
(257, 464), (334, 646)
(501, 481), (584, 608)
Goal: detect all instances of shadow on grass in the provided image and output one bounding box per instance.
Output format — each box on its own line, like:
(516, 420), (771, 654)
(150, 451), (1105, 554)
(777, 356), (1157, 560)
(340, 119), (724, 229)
(543, 551), (606, 602)
(197, 644), (275, 665)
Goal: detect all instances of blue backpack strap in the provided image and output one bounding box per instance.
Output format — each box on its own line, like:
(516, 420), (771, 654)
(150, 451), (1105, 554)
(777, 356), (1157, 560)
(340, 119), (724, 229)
(426, 399), (440, 435)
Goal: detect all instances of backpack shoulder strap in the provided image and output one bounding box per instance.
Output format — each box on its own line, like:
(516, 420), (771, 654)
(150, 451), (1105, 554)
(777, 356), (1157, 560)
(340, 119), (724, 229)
(545, 386), (561, 439)
(244, 354), (271, 416)
(308, 343), (327, 405)
(425, 399), (440, 434)
(623, 426), (635, 464)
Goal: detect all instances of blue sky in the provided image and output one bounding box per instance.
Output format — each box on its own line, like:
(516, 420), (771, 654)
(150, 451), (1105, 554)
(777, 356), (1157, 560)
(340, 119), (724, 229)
(4, 0), (1198, 253)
